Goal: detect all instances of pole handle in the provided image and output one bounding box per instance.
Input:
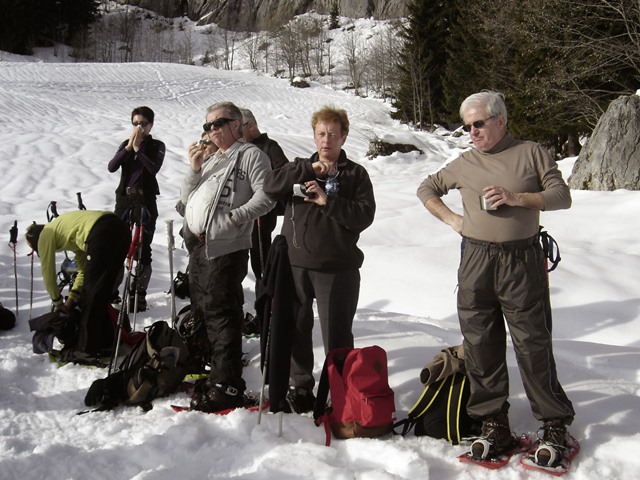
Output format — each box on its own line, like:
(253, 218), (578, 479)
(76, 192), (87, 210)
(47, 201), (59, 222)
(165, 219), (175, 250)
(9, 220), (18, 245)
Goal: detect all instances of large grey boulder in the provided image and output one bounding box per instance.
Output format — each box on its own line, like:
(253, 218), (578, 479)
(568, 94), (640, 191)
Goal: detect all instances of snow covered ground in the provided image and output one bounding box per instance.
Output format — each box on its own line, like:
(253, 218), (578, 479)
(1, 58), (639, 479)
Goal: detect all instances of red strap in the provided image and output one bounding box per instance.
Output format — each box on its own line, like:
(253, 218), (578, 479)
(316, 413), (332, 446)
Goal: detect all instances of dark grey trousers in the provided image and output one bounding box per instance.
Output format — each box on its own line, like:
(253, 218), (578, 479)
(457, 236), (575, 424)
(289, 267), (360, 391)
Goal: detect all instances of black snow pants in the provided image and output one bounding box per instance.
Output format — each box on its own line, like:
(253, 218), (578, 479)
(79, 214), (130, 354)
(189, 244), (248, 393)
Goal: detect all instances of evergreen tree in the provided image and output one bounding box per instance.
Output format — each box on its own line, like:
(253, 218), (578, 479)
(329, 0), (340, 30)
(392, 0), (458, 129)
(0, 0), (99, 55)
(441, 0), (485, 124)
(514, 0), (639, 133)
(447, 0), (639, 148)
(0, 0), (35, 55)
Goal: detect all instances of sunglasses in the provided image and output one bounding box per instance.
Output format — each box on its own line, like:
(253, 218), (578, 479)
(203, 118), (234, 132)
(132, 121), (149, 127)
(462, 115), (496, 132)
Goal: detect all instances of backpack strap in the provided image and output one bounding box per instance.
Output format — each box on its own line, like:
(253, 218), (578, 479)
(444, 372), (467, 444)
(393, 376), (447, 436)
(538, 226), (561, 272)
(313, 353), (330, 423)
(313, 350), (333, 446)
(313, 347), (352, 446)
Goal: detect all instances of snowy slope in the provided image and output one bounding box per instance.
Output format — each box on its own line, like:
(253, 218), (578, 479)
(0, 61), (639, 479)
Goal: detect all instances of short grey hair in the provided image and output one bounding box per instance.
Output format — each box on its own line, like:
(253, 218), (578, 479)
(460, 90), (508, 126)
(239, 108), (257, 125)
(206, 101), (244, 134)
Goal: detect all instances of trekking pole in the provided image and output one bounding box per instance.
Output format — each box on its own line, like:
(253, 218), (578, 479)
(166, 219), (176, 321)
(76, 192), (86, 210)
(130, 222), (144, 331)
(257, 217), (265, 284)
(109, 220), (139, 375)
(28, 221), (35, 319)
(256, 217), (276, 429)
(257, 319), (282, 436)
(109, 261), (132, 376)
(253, 217), (265, 330)
(9, 221), (18, 316)
(131, 204), (147, 330)
(257, 319), (271, 426)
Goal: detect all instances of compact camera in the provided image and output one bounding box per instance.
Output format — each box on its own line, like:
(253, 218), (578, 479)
(479, 195), (497, 211)
(293, 183), (313, 198)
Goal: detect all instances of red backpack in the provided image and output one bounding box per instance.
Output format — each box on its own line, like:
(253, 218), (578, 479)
(313, 346), (395, 446)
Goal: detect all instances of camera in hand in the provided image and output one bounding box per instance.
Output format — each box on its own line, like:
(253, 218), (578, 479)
(293, 183), (313, 198)
(197, 139), (212, 150)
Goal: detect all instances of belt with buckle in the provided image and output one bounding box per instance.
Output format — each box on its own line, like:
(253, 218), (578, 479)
(125, 187), (144, 195)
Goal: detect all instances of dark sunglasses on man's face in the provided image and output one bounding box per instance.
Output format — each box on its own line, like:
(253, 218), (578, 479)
(203, 118), (234, 132)
(462, 115), (496, 132)
(132, 121), (149, 127)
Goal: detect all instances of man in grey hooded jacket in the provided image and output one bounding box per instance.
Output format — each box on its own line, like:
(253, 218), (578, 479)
(181, 101), (274, 412)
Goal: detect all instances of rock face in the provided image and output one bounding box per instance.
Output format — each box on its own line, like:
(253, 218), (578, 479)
(116, 0), (409, 31)
(568, 94), (640, 191)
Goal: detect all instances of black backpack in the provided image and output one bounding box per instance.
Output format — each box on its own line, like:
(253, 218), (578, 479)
(393, 372), (481, 445)
(85, 320), (189, 411)
(0, 302), (16, 330)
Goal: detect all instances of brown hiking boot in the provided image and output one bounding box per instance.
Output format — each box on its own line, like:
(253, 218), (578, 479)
(470, 413), (514, 459)
(534, 419), (568, 467)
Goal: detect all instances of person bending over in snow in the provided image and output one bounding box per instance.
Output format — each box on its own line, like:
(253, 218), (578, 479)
(26, 210), (130, 358)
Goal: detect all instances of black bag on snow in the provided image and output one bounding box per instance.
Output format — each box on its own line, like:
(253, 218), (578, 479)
(393, 372), (481, 445)
(85, 320), (189, 410)
(29, 308), (81, 354)
(0, 302), (16, 330)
